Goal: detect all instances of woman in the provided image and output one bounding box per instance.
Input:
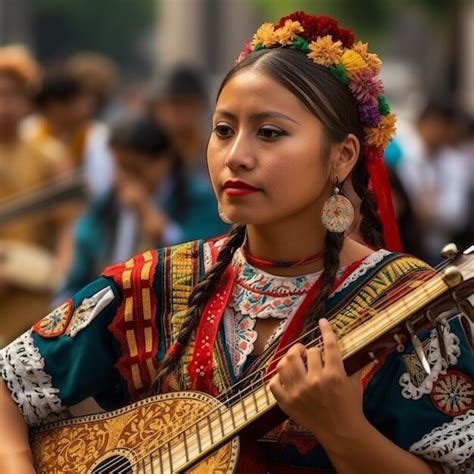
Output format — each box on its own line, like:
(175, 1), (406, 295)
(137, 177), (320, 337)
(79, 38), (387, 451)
(56, 115), (228, 298)
(0, 13), (471, 474)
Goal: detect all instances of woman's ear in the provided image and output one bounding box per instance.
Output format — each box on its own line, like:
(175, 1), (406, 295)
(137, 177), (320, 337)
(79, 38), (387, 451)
(330, 133), (360, 182)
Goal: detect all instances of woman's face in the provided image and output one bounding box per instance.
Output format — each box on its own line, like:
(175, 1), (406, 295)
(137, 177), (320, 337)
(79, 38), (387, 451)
(207, 69), (333, 226)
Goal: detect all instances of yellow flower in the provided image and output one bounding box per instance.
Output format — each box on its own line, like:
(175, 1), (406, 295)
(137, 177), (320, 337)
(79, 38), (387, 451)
(275, 20), (304, 46)
(251, 23), (277, 48)
(365, 113), (397, 148)
(340, 49), (368, 77)
(307, 35), (343, 67)
(352, 41), (382, 74)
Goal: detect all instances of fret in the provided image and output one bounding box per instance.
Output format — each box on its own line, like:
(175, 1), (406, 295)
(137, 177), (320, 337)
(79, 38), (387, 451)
(149, 454), (155, 474)
(251, 389), (259, 413)
(167, 440), (173, 473)
(217, 407), (225, 437)
(239, 392), (248, 421)
(195, 420), (203, 453)
(229, 403), (236, 428)
(264, 384), (271, 405)
(158, 445), (164, 474)
(182, 429), (190, 462)
(207, 414), (214, 444)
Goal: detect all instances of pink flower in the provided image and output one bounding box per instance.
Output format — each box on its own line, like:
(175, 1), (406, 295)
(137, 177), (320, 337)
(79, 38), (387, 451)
(349, 69), (384, 104)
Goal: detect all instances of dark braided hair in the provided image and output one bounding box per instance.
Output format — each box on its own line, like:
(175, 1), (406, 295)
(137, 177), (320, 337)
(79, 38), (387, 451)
(153, 225), (246, 390)
(154, 46), (388, 389)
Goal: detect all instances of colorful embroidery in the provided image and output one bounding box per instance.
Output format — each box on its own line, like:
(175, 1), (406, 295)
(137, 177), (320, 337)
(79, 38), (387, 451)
(64, 287), (115, 338)
(430, 371), (474, 417)
(104, 250), (159, 399)
(33, 300), (73, 338)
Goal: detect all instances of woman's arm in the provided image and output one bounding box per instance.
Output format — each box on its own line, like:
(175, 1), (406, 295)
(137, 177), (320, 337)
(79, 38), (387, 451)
(0, 380), (35, 473)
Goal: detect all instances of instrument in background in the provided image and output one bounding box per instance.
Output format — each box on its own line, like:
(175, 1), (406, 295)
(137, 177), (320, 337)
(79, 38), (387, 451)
(0, 172), (87, 346)
(30, 244), (474, 473)
(0, 171), (86, 225)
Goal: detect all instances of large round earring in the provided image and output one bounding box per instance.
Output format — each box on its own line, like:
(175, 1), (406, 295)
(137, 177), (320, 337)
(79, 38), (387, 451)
(321, 179), (354, 233)
(218, 203), (233, 224)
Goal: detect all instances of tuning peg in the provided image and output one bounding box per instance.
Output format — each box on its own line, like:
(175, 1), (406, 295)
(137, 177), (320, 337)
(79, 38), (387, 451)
(442, 266), (463, 287)
(441, 243), (459, 260)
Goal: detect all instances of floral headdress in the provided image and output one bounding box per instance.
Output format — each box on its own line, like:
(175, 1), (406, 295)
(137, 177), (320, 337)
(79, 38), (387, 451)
(237, 12), (401, 252)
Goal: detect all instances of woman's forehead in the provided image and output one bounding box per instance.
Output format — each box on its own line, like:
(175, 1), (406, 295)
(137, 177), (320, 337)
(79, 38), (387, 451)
(215, 69), (315, 121)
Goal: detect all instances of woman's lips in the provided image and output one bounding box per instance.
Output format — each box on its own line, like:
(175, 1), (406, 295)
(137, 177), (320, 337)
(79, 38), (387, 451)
(223, 180), (260, 196)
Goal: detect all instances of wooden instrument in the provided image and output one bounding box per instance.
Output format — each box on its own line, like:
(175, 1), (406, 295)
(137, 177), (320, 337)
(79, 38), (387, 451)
(30, 244), (474, 473)
(0, 171), (86, 225)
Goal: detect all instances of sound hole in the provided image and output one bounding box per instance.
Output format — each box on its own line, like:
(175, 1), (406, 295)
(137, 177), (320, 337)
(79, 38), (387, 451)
(92, 454), (132, 473)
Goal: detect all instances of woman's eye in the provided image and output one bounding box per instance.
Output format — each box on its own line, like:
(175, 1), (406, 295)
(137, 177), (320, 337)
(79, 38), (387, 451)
(258, 127), (286, 139)
(214, 125), (233, 138)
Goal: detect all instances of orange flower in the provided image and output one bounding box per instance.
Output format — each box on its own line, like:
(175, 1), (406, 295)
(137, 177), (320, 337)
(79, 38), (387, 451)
(307, 35), (343, 66)
(275, 20), (304, 46)
(351, 41), (382, 75)
(251, 23), (277, 48)
(365, 113), (396, 148)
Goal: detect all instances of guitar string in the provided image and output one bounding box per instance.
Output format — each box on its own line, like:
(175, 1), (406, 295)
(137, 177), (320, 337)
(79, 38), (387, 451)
(98, 259), (452, 473)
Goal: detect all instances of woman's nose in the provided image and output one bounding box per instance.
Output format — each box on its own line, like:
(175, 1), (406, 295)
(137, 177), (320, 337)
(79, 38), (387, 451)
(224, 132), (256, 171)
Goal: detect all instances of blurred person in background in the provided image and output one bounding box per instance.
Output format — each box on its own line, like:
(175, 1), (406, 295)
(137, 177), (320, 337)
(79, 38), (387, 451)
(66, 51), (118, 121)
(23, 68), (114, 198)
(57, 115), (228, 298)
(151, 65), (210, 174)
(0, 46), (80, 345)
(395, 101), (470, 264)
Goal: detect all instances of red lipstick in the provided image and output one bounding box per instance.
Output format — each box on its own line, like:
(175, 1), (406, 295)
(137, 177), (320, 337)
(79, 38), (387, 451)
(223, 180), (260, 196)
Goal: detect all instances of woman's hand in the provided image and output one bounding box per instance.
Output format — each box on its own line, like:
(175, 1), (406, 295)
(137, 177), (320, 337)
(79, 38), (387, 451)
(269, 318), (365, 444)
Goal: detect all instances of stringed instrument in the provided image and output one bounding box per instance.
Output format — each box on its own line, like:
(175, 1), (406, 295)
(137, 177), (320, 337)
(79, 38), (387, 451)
(30, 244), (474, 473)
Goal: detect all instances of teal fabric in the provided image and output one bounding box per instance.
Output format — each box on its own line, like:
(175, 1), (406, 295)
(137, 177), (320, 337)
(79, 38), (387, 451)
(33, 276), (130, 410)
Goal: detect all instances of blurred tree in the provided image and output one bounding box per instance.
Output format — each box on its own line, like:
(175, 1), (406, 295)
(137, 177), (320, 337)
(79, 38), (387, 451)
(31, 0), (155, 74)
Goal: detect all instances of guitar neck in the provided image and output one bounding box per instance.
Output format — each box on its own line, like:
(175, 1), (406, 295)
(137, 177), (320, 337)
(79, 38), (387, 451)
(146, 272), (451, 472)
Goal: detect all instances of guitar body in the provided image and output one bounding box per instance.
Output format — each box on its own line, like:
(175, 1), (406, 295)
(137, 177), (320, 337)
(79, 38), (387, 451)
(30, 391), (240, 474)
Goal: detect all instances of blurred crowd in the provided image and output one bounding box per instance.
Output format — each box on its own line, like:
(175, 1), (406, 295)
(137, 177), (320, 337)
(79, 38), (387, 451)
(0, 45), (472, 347)
(0, 45), (229, 346)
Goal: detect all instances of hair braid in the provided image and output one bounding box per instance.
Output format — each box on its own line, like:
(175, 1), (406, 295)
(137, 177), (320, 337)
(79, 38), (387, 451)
(153, 224), (246, 391)
(301, 231), (345, 341)
(351, 159), (385, 249)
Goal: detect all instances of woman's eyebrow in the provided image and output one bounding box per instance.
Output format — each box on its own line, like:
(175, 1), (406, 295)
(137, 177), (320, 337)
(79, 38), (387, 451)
(214, 109), (301, 125)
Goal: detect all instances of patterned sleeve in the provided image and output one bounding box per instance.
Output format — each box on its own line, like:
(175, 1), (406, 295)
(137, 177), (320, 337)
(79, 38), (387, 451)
(0, 249), (163, 427)
(363, 313), (474, 473)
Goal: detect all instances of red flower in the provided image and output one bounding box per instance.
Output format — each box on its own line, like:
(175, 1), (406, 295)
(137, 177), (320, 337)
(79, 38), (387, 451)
(337, 27), (356, 48)
(276, 11), (322, 42)
(276, 12), (356, 47)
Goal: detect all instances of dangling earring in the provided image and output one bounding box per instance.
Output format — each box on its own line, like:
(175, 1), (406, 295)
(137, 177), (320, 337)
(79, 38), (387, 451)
(218, 203), (233, 224)
(321, 178), (354, 233)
